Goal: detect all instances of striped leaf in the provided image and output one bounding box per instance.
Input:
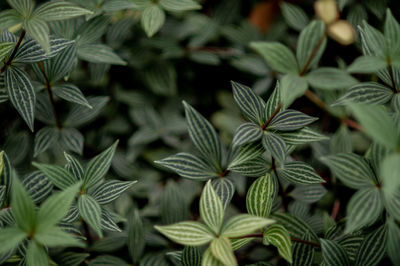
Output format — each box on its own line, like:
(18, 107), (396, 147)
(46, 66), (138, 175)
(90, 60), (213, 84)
(0, 9), (22, 31)
(0, 42), (14, 61)
(281, 2), (309, 31)
(128, 209), (145, 263)
(141, 4), (165, 37)
(337, 235), (364, 262)
(33, 162), (78, 190)
(0, 186), (5, 207)
(385, 9), (400, 56)
(22, 171), (53, 204)
(78, 44), (126, 65)
(65, 96), (109, 128)
(387, 218), (400, 264)
(297, 20), (326, 72)
(320, 239), (349, 266)
(232, 122), (263, 146)
(280, 73), (309, 108)
(263, 224), (292, 263)
(228, 157), (269, 177)
(228, 143), (264, 169)
(221, 214), (275, 238)
(59, 128), (84, 155)
(231, 81), (265, 125)
(210, 237), (237, 266)
(183, 101), (222, 169)
(334, 82), (393, 106)
(83, 140), (118, 188)
(347, 56), (387, 74)
(0, 152), (12, 202)
(200, 180), (224, 234)
(355, 225), (387, 266)
(345, 187), (383, 233)
(161, 181), (188, 224)
(90, 180), (137, 205)
(231, 237), (254, 251)
(33, 126), (58, 157)
(78, 194), (103, 237)
(262, 132), (286, 164)
(144, 61), (176, 96)
(155, 221), (214, 246)
(250, 42), (299, 74)
(88, 255), (129, 266)
(320, 153), (377, 189)
(292, 232), (315, 266)
(100, 209), (121, 232)
(246, 174), (278, 218)
(56, 252), (89, 266)
(381, 153), (400, 198)
(33, 1), (92, 21)
(182, 246), (201, 266)
(45, 42), (76, 82)
(211, 178), (235, 210)
(5, 66), (36, 131)
(264, 81), (281, 120)
(53, 84), (91, 108)
(25, 240), (48, 266)
(64, 152), (84, 180)
(6, 0), (33, 16)
(307, 67), (358, 90)
(155, 153), (218, 181)
(278, 161), (325, 184)
(202, 248), (224, 266)
(160, 0), (201, 11)
(269, 109), (318, 131)
(279, 127), (329, 145)
(11, 178), (36, 232)
(270, 212), (318, 241)
(24, 16), (51, 53)
(290, 184), (327, 203)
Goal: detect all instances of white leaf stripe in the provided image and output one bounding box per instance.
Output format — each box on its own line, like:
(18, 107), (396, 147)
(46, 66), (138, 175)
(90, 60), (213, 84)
(64, 152), (84, 180)
(155, 221), (214, 246)
(264, 224), (292, 263)
(182, 246), (201, 266)
(270, 212), (319, 241)
(53, 83), (92, 108)
(128, 209), (145, 263)
(334, 82), (393, 106)
(91, 180), (137, 205)
(264, 81), (281, 120)
(183, 101), (222, 169)
(62, 205), (79, 223)
(5, 66), (36, 131)
(65, 96), (109, 127)
(0, 186), (5, 207)
(78, 194), (103, 237)
(59, 128), (84, 155)
(202, 248), (224, 266)
(290, 184), (327, 203)
(159, 0), (201, 12)
(32, 162), (78, 190)
(346, 188), (383, 233)
(269, 109), (318, 131)
(161, 181), (188, 224)
(232, 122), (263, 146)
(77, 44), (126, 65)
(83, 140), (118, 188)
(200, 180), (224, 234)
(22, 171), (53, 204)
(210, 237), (237, 266)
(0, 152), (12, 198)
(320, 153), (376, 189)
(337, 235), (364, 262)
(48, 43), (77, 82)
(292, 232), (315, 266)
(246, 174), (277, 218)
(355, 225), (387, 266)
(228, 143), (264, 169)
(221, 214), (275, 238)
(33, 126), (58, 157)
(231, 238), (254, 251)
(231, 81), (265, 125)
(320, 239), (349, 266)
(141, 4), (165, 37)
(279, 127), (329, 145)
(262, 132), (286, 164)
(278, 161), (325, 184)
(0, 42), (14, 61)
(228, 157), (269, 177)
(211, 178), (235, 210)
(101, 209), (121, 232)
(34, 1), (92, 21)
(156, 152), (218, 181)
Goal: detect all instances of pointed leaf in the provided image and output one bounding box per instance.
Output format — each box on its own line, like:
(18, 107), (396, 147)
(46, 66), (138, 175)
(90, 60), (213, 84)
(0, 226), (26, 254)
(278, 161), (325, 184)
(269, 109), (318, 131)
(33, 1), (92, 21)
(264, 224), (292, 263)
(355, 225), (387, 266)
(78, 194), (103, 237)
(141, 4), (165, 37)
(320, 239), (349, 266)
(33, 162), (78, 190)
(232, 122), (263, 146)
(33, 126), (58, 157)
(334, 82), (393, 106)
(246, 174), (277, 218)
(210, 237), (237, 266)
(262, 132), (286, 164)
(200, 180), (224, 234)
(11, 178), (36, 232)
(91, 180), (136, 205)
(221, 214), (275, 238)
(53, 83), (91, 108)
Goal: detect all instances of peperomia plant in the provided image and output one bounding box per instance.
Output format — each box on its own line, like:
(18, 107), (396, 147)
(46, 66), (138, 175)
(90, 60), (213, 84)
(1, 0), (400, 265)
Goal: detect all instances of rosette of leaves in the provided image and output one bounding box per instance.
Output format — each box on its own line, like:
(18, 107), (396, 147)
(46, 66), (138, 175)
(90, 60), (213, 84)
(155, 180), (275, 266)
(33, 141), (137, 237)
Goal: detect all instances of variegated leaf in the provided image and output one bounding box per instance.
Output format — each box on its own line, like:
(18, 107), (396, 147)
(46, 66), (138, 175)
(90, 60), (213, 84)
(263, 224), (292, 263)
(221, 214), (274, 238)
(78, 194), (103, 237)
(90, 180), (137, 205)
(33, 162), (78, 190)
(246, 174), (277, 218)
(200, 180), (224, 234)
(232, 122), (263, 146)
(278, 161), (325, 184)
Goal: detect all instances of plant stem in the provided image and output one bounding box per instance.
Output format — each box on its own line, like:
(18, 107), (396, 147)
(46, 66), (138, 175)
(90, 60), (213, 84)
(231, 233), (321, 247)
(0, 29), (26, 74)
(37, 62), (63, 129)
(261, 103), (282, 130)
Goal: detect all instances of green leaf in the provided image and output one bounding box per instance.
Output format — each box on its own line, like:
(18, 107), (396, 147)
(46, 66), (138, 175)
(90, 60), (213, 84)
(200, 180), (224, 234)
(144, 61), (177, 96)
(77, 44), (126, 65)
(232, 122), (263, 146)
(141, 4), (165, 37)
(155, 153), (218, 181)
(65, 96), (109, 127)
(333, 82), (393, 106)
(228, 143), (265, 169)
(33, 1), (92, 21)
(100, 209), (121, 232)
(263, 224), (292, 263)
(155, 221), (214, 246)
(53, 84), (92, 108)
(231, 238), (254, 251)
(0, 152), (12, 200)
(128, 209), (145, 263)
(280, 2), (309, 31)
(64, 152), (84, 180)
(264, 81), (281, 120)
(0, 151), (4, 179)
(22, 171), (53, 204)
(78, 194), (103, 237)
(90, 180), (136, 205)
(347, 56), (387, 73)
(183, 101), (222, 169)
(307, 67), (358, 90)
(0, 186), (5, 207)
(270, 212), (318, 241)
(0, 9), (22, 31)
(202, 248), (224, 266)
(59, 128), (84, 155)
(211, 178), (235, 210)
(37, 182), (81, 230)
(83, 140), (118, 188)
(33, 126), (58, 157)
(359, 21), (386, 58)
(269, 109), (318, 131)
(246, 174), (277, 218)
(75, 16), (111, 45)
(320, 239), (349, 266)
(0, 226), (26, 254)
(346, 187), (383, 233)
(160, 180), (188, 224)
(231, 81), (265, 125)
(278, 161), (325, 184)
(25, 240), (48, 266)
(5, 66), (36, 131)
(182, 246), (201, 266)
(24, 16), (51, 53)
(279, 127), (329, 145)
(290, 184), (327, 203)
(355, 225), (387, 266)
(221, 214), (274, 238)
(320, 153), (377, 189)
(387, 218), (400, 264)
(296, 20), (326, 72)
(11, 178), (36, 232)
(381, 153), (400, 199)
(7, 0), (33, 17)
(250, 42), (299, 74)
(280, 73), (308, 108)
(262, 132), (286, 164)
(350, 104), (398, 149)
(56, 252), (89, 266)
(159, 0), (201, 12)
(292, 232), (315, 266)
(0, 42), (14, 61)
(34, 226), (84, 248)
(227, 157), (269, 177)
(33, 162), (78, 190)
(210, 237), (237, 266)
(384, 9), (400, 57)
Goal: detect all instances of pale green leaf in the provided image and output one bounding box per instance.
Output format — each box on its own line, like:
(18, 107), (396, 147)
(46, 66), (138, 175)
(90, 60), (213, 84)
(34, 1), (92, 21)
(0, 226), (26, 254)
(307, 67), (358, 90)
(347, 56), (387, 73)
(141, 4), (165, 37)
(280, 73), (308, 108)
(281, 2), (309, 31)
(221, 214), (274, 238)
(25, 241), (48, 266)
(53, 83), (92, 108)
(264, 224), (292, 263)
(333, 82), (393, 106)
(278, 161), (325, 184)
(11, 178), (36, 232)
(200, 180), (224, 234)
(159, 0), (201, 12)
(246, 174), (277, 218)
(210, 237), (237, 266)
